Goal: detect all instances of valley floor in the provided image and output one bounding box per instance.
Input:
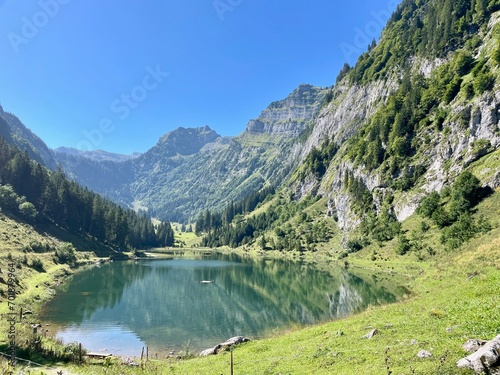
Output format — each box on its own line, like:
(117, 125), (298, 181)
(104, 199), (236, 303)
(1, 191), (499, 374)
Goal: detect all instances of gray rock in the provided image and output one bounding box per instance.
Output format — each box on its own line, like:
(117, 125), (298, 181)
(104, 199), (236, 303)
(361, 329), (378, 339)
(417, 350), (432, 358)
(220, 336), (251, 347)
(199, 336), (250, 357)
(462, 339), (489, 353)
(457, 334), (500, 374)
(487, 171), (500, 189)
(199, 345), (220, 357)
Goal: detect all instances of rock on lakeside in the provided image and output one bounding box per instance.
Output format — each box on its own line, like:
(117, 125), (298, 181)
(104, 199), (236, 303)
(200, 336), (251, 357)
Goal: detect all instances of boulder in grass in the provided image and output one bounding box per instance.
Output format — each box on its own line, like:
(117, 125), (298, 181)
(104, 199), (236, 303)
(361, 329), (378, 339)
(417, 350), (432, 359)
(457, 334), (500, 374)
(200, 336), (251, 357)
(462, 339), (489, 353)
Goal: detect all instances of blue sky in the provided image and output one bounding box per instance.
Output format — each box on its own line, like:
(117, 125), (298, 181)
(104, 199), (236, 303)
(0, 0), (399, 154)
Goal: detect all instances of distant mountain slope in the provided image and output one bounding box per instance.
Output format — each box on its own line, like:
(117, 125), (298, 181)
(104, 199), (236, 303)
(15, 1), (500, 242)
(54, 85), (328, 222)
(0, 137), (174, 253)
(54, 147), (141, 163)
(0, 104), (58, 169)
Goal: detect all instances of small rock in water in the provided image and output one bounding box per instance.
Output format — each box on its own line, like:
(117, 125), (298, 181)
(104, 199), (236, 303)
(417, 350), (432, 358)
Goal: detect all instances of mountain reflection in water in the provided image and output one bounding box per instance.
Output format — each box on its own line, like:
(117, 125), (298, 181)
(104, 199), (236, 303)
(40, 253), (403, 355)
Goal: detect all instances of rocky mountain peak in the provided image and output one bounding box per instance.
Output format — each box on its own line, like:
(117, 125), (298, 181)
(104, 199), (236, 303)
(154, 126), (221, 157)
(245, 84), (326, 136)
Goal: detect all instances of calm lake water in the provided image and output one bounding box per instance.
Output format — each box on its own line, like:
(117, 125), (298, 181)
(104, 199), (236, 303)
(40, 253), (403, 357)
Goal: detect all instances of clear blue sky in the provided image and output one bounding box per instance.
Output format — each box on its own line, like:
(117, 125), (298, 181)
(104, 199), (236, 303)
(0, 0), (399, 154)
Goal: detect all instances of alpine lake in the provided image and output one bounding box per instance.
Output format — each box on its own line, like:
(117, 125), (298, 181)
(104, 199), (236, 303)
(39, 252), (407, 357)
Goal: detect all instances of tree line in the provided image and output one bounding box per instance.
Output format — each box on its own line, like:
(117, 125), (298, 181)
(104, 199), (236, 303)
(0, 137), (174, 249)
(198, 189), (332, 252)
(194, 186), (275, 235)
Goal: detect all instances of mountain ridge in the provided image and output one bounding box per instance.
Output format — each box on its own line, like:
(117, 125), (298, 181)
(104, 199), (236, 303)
(0, 109), (58, 170)
(54, 147), (142, 163)
(49, 83), (328, 222)
(2, 1), (500, 236)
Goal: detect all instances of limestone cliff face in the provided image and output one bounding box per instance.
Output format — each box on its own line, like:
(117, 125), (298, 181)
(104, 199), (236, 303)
(288, 76), (400, 231)
(245, 84), (327, 137)
(309, 79), (398, 150)
(291, 29), (500, 234)
(292, 74), (500, 230)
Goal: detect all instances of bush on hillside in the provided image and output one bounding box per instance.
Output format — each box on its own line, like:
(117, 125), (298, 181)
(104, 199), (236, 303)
(55, 243), (77, 268)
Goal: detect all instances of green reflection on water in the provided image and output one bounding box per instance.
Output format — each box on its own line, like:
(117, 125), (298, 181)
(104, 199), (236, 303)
(41, 253), (402, 353)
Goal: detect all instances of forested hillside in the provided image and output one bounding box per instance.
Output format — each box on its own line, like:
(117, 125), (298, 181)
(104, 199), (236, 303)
(0, 104), (58, 169)
(195, 0), (500, 256)
(0, 138), (174, 251)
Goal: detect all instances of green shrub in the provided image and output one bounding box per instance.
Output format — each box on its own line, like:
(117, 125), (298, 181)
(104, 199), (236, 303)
(346, 239), (364, 253)
(18, 201), (38, 221)
(454, 51), (474, 75)
(30, 258), (45, 272)
(443, 77), (462, 103)
(417, 191), (441, 218)
(440, 213), (476, 250)
(395, 234), (411, 255)
(31, 241), (51, 253)
(493, 44), (500, 65)
(473, 71), (494, 94)
(450, 171), (483, 210)
(431, 206), (451, 228)
(55, 243), (77, 267)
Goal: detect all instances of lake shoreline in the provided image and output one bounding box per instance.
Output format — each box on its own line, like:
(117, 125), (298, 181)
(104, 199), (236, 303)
(3, 228), (498, 375)
(36, 249), (407, 361)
